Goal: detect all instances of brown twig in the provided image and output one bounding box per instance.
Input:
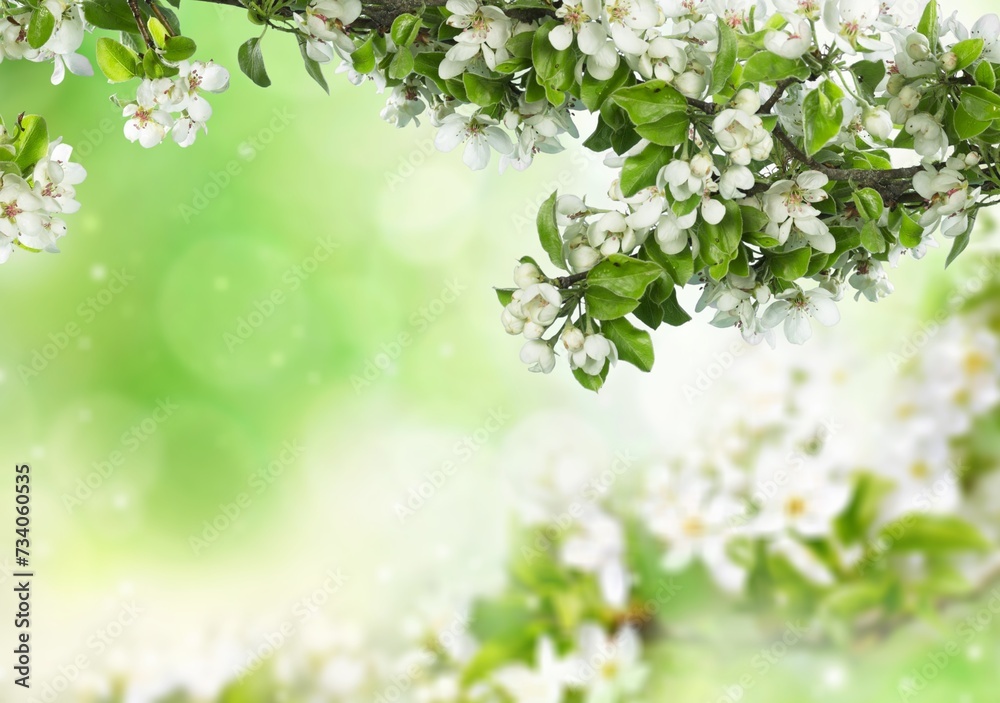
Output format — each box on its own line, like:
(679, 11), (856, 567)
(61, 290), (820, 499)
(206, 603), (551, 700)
(126, 0), (156, 47)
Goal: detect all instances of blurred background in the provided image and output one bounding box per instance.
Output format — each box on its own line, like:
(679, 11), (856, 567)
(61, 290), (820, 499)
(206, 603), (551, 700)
(2, 0), (1000, 700)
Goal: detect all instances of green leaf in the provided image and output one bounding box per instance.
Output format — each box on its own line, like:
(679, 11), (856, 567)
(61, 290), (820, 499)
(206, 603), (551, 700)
(917, 0), (938, 47)
(697, 199), (743, 263)
(27, 6), (56, 49)
(851, 60), (885, 102)
(580, 59), (632, 112)
(835, 472), (895, 545)
(768, 247), (811, 280)
(586, 254), (663, 299)
(536, 191), (564, 270)
(644, 243), (694, 286)
(531, 21), (575, 91)
(495, 288), (516, 306)
(493, 57), (531, 74)
(585, 285), (641, 320)
(860, 221), (886, 253)
(740, 205), (769, 234)
(82, 0), (140, 32)
(945, 210), (977, 268)
(147, 16), (169, 48)
(951, 38), (984, 71)
(975, 61), (996, 90)
(602, 317), (654, 372)
(821, 582), (888, 618)
(802, 81), (844, 155)
(142, 50), (178, 78)
(898, 209), (924, 249)
(238, 36), (270, 87)
(611, 80), (687, 125)
(660, 289), (691, 326)
(852, 188), (884, 221)
(882, 515), (990, 553)
(620, 143), (673, 197)
(572, 365), (607, 392)
(297, 35), (329, 93)
(742, 52), (810, 83)
(390, 13), (422, 47)
(960, 86), (1000, 122)
(709, 18), (737, 95)
(95, 37), (139, 83)
(163, 35), (197, 62)
(954, 102), (991, 140)
(413, 52), (447, 92)
(351, 35), (376, 74)
(12, 115), (48, 175)
(463, 73), (507, 106)
(388, 48), (415, 80)
(507, 30), (534, 59)
(635, 112), (690, 146)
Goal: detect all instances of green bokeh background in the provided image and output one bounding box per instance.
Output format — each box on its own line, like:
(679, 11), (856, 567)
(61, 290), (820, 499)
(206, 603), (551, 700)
(2, 1), (1000, 699)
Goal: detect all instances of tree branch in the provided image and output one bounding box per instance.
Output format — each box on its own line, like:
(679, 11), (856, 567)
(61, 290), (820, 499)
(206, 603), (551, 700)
(759, 78), (798, 115)
(127, 0), (156, 46)
(772, 125), (923, 190)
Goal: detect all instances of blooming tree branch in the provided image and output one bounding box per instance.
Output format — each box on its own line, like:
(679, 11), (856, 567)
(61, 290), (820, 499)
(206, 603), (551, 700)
(3, 0), (1000, 389)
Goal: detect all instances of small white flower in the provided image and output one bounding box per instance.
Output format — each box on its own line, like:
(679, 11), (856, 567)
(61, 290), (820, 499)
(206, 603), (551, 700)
(176, 60), (230, 123)
(971, 14), (1000, 62)
(567, 332), (617, 375)
(761, 287), (841, 344)
(550, 0), (606, 54)
(434, 113), (513, 170)
(588, 211), (638, 256)
(122, 80), (174, 148)
(561, 508), (629, 605)
(494, 637), (571, 703)
(862, 105), (893, 140)
(905, 113), (949, 160)
(520, 340), (557, 373)
(439, 0), (512, 77)
(763, 170), (834, 251)
(764, 19), (813, 58)
(567, 625), (648, 698)
(521, 283), (562, 326)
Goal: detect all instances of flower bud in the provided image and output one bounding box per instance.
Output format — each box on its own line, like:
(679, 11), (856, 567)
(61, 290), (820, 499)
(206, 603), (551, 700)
(732, 88), (761, 115)
(966, 152), (982, 167)
(898, 85), (921, 110)
(514, 262), (544, 289)
(674, 71), (707, 98)
(905, 33), (931, 61)
(940, 51), (958, 72)
(568, 244), (601, 272)
(501, 307), (525, 335)
(522, 321), (546, 340)
(886, 73), (907, 96)
(561, 324), (585, 353)
(862, 106), (893, 140)
(520, 340), (556, 374)
(690, 151), (715, 178)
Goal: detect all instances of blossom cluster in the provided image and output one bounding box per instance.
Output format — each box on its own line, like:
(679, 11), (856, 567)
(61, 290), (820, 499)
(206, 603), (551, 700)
(0, 133), (86, 263)
(0, 0), (93, 83)
(119, 61), (231, 148)
(53, 296), (1000, 703)
(266, 0), (1000, 385)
